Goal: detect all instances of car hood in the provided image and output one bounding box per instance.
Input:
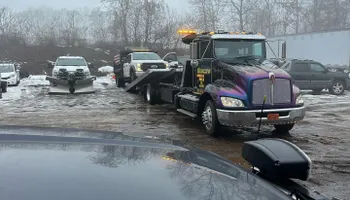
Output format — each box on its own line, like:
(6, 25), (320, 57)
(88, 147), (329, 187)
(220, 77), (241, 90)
(54, 66), (89, 72)
(0, 126), (292, 200)
(0, 72), (15, 78)
(133, 60), (166, 64)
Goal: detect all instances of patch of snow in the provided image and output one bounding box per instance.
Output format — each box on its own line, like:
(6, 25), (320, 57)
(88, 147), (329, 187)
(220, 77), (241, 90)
(94, 48), (103, 52)
(100, 60), (109, 64)
(98, 66), (114, 73)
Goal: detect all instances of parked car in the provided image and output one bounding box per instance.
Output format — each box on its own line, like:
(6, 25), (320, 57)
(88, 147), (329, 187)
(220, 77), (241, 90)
(0, 63), (20, 86)
(281, 59), (350, 95)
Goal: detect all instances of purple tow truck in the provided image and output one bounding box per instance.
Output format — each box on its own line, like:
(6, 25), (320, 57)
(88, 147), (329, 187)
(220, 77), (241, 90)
(124, 30), (306, 136)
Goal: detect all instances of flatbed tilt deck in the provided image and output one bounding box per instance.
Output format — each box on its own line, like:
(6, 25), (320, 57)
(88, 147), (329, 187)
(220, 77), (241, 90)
(124, 30), (306, 136)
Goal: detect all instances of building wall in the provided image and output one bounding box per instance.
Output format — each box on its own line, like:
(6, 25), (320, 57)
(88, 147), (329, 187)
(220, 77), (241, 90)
(267, 30), (350, 66)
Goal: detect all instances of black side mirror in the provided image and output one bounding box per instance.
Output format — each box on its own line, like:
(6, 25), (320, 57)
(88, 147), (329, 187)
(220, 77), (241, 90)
(168, 59), (173, 63)
(88, 63), (95, 68)
(47, 63), (53, 68)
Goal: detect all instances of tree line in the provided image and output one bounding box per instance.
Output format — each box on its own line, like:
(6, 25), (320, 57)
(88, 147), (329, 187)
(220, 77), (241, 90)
(1, 0), (350, 48)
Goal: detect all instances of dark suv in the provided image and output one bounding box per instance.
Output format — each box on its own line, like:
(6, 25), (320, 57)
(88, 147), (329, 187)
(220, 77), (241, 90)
(281, 59), (350, 95)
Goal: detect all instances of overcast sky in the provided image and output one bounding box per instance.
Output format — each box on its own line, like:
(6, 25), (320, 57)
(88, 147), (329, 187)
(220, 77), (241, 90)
(1, 0), (189, 11)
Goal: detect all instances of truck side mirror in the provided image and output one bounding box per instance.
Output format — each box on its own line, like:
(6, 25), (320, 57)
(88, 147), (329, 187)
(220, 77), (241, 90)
(48, 63), (53, 68)
(281, 42), (287, 59)
(88, 63), (95, 68)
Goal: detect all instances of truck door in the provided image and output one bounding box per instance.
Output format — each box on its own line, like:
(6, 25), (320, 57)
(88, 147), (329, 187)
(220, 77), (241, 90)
(123, 54), (132, 77)
(196, 40), (212, 93)
(163, 52), (178, 68)
(310, 62), (331, 89)
(289, 61), (311, 90)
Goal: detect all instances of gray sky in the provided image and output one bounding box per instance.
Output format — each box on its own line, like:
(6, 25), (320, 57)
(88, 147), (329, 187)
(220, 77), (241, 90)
(1, 0), (189, 11)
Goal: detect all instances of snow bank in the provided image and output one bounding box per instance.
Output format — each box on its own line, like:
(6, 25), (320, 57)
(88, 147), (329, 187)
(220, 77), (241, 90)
(98, 66), (114, 73)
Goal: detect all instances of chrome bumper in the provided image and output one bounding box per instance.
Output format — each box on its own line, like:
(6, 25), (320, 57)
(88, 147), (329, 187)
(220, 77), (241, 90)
(216, 106), (306, 127)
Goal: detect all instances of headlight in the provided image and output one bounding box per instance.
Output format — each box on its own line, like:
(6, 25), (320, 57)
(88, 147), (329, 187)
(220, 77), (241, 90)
(165, 63), (169, 69)
(220, 97), (244, 107)
(296, 95), (304, 105)
(136, 63), (142, 71)
(10, 74), (15, 77)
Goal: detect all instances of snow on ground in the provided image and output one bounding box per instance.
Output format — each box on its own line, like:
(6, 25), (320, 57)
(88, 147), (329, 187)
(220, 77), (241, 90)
(98, 66), (114, 73)
(0, 75), (115, 104)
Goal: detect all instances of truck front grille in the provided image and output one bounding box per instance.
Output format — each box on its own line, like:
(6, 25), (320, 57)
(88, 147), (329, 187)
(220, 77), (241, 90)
(252, 78), (292, 106)
(141, 63), (166, 71)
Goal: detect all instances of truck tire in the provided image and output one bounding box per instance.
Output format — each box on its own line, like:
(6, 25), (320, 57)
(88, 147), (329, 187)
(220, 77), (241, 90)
(116, 76), (125, 88)
(130, 70), (137, 83)
(274, 124), (294, 133)
(1, 82), (7, 93)
(329, 80), (345, 95)
(202, 100), (221, 137)
(144, 84), (157, 105)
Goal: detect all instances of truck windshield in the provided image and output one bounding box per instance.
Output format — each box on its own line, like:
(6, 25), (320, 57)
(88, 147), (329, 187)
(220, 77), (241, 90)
(0, 64), (15, 73)
(55, 58), (87, 66)
(133, 52), (162, 60)
(214, 40), (265, 60)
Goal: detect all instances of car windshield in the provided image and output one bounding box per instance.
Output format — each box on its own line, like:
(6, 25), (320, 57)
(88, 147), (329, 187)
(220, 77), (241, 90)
(55, 58), (87, 66)
(0, 64), (15, 73)
(133, 52), (162, 60)
(214, 40), (265, 60)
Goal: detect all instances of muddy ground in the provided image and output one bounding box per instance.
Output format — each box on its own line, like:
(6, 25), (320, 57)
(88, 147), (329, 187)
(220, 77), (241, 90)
(1, 76), (350, 199)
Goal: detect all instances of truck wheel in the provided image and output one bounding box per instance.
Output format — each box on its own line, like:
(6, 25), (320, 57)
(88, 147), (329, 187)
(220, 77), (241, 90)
(116, 76), (125, 88)
(1, 82), (7, 93)
(329, 80), (345, 95)
(145, 84), (157, 105)
(274, 124), (294, 133)
(202, 100), (221, 137)
(130, 70), (137, 82)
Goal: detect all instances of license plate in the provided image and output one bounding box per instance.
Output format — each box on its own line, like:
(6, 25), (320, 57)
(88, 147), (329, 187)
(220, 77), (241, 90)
(267, 113), (279, 120)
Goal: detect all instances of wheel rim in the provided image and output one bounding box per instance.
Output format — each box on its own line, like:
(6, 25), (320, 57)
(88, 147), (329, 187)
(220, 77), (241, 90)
(146, 86), (151, 102)
(202, 106), (213, 130)
(332, 82), (343, 94)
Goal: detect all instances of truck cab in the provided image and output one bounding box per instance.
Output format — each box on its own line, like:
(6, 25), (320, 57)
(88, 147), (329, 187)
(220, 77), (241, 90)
(177, 30), (305, 135)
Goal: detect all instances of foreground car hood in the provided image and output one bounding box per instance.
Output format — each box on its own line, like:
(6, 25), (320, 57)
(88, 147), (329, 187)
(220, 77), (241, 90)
(0, 126), (291, 200)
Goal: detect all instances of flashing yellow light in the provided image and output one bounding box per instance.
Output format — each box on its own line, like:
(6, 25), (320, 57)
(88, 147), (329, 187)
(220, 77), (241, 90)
(257, 33), (262, 35)
(241, 32), (246, 35)
(177, 29), (197, 35)
(209, 32), (215, 35)
(229, 32), (235, 34)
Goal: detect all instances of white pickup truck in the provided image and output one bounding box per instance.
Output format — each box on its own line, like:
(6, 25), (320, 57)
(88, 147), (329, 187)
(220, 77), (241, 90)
(122, 51), (169, 83)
